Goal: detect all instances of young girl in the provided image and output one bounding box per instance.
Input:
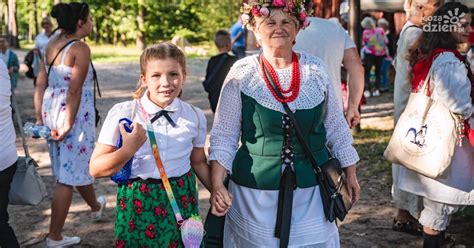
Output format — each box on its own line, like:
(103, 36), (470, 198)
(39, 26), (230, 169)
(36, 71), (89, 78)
(90, 43), (211, 247)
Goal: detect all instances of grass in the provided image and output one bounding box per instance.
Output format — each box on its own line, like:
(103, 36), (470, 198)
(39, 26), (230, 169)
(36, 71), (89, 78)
(89, 44), (141, 63)
(353, 128), (392, 176)
(18, 41), (214, 63)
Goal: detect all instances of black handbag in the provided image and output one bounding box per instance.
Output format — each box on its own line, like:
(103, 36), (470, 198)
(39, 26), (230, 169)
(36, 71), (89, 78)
(262, 58), (352, 222)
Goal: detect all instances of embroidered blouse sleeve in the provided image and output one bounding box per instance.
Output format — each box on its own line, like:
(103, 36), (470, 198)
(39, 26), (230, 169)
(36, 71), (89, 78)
(431, 54), (473, 119)
(321, 67), (360, 167)
(209, 69), (242, 172)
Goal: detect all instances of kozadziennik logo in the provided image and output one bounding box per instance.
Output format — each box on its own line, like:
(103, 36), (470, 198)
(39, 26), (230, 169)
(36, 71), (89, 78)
(423, 8), (467, 33)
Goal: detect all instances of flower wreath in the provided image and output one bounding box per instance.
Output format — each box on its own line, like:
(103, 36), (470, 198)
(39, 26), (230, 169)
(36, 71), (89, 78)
(241, 0), (312, 29)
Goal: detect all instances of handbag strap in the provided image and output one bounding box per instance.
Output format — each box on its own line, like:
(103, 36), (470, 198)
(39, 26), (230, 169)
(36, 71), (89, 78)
(260, 56), (323, 178)
(90, 61), (101, 110)
(137, 101), (185, 225)
(46, 39), (79, 76)
(11, 92), (32, 159)
(418, 62), (435, 96)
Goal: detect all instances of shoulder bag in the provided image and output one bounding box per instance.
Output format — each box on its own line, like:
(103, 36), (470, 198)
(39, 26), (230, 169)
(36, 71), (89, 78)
(384, 65), (464, 178)
(8, 93), (48, 206)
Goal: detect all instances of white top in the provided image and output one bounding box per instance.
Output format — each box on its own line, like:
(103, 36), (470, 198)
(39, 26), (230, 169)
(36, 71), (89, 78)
(294, 17), (356, 106)
(210, 53), (358, 247)
(34, 32), (51, 54)
(0, 49), (9, 65)
(0, 60), (17, 171)
(98, 93), (207, 179)
(393, 21), (422, 123)
(398, 52), (474, 205)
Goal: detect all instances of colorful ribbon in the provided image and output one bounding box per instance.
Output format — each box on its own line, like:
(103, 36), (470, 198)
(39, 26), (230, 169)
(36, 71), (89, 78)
(138, 102), (184, 224)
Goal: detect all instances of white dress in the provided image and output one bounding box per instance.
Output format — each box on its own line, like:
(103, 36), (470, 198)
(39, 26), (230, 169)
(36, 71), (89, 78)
(42, 41), (96, 186)
(398, 52), (474, 205)
(209, 53), (359, 247)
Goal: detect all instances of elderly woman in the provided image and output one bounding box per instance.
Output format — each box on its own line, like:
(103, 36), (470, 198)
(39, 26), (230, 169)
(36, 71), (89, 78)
(208, 0), (360, 247)
(399, 2), (473, 246)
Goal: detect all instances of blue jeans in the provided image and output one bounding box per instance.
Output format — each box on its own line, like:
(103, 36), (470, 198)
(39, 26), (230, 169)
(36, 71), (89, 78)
(380, 58), (391, 90)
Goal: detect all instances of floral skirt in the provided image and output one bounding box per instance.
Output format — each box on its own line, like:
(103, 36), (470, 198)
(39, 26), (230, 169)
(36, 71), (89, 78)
(115, 170), (199, 248)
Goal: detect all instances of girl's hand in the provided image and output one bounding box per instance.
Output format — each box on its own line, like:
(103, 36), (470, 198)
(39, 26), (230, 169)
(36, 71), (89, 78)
(51, 125), (72, 141)
(120, 122), (147, 156)
(210, 184), (233, 217)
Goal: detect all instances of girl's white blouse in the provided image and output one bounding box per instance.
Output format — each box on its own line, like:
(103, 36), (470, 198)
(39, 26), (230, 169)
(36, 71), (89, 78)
(98, 94), (207, 179)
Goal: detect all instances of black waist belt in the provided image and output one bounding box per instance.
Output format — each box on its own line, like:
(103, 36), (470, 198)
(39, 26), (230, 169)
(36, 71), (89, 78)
(274, 166), (296, 248)
(129, 175), (182, 184)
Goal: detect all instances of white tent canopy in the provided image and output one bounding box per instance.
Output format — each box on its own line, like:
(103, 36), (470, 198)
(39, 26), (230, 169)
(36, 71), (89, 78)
(361, 0), (474, 12)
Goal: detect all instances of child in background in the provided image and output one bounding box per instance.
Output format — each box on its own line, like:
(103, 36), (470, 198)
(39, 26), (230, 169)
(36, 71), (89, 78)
(203, 30), (237, 113)
(90, 43), (211, 247)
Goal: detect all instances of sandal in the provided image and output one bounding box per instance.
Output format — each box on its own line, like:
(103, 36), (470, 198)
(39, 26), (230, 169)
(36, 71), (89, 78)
(392, 219), (423, 236)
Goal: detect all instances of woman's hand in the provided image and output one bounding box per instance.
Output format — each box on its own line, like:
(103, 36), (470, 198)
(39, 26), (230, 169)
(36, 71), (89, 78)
(120, 122), (147, 156)
(35, 119), (44, 126)
(343, 165), (360, 205)
(210, 184), (233, 217)
(51, 124), (72, 141)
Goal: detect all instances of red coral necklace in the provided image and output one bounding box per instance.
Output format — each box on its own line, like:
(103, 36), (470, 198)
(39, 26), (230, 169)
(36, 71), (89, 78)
(260, 52), (300, 103)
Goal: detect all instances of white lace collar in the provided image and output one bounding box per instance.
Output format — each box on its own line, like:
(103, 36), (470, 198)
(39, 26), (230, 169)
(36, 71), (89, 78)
(233, 53), (330, 113)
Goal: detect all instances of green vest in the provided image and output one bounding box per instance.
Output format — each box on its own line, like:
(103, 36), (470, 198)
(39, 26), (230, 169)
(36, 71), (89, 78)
(231, 93), (330, 190)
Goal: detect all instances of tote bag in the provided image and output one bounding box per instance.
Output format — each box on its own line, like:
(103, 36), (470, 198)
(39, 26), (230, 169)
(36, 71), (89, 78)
(384, 67), (463, 179)
(9, 156), (47, 205)
(8, 93), (48, 205)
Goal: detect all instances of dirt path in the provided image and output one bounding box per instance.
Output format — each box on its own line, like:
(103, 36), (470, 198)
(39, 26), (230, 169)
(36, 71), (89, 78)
(8, 51), (472, 247)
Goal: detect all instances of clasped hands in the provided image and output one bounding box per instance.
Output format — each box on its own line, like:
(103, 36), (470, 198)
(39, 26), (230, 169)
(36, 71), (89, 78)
(210, 184), (233, 217)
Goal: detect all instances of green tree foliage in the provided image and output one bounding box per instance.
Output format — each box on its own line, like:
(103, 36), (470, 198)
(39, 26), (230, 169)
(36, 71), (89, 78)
(14, 0), (242, 47)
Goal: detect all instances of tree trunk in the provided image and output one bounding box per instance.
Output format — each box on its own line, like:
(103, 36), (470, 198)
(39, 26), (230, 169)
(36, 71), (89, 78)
(120, 33), (127, 47)
(312, 0), (341, 18)
(33, 0), (38, 37)
(348, 0), (361, 50)
(28, 1), (37, 42)
(94, 21), (100, 44)
(8, 0), (19, 48)
(136, 0), (146, 50)
(1, 3), (7, 35)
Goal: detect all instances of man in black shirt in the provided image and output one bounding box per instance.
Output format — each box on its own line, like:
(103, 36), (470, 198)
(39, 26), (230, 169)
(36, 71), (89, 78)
(203, 30), (237, 113)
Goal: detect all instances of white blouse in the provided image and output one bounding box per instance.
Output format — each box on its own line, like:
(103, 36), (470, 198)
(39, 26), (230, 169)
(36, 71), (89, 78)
(209, 53), (359, 172)
(98, 93), (207, 179)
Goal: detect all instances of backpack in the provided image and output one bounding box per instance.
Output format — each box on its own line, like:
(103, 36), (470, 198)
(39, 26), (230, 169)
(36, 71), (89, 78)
(24, 49), (35, 79)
